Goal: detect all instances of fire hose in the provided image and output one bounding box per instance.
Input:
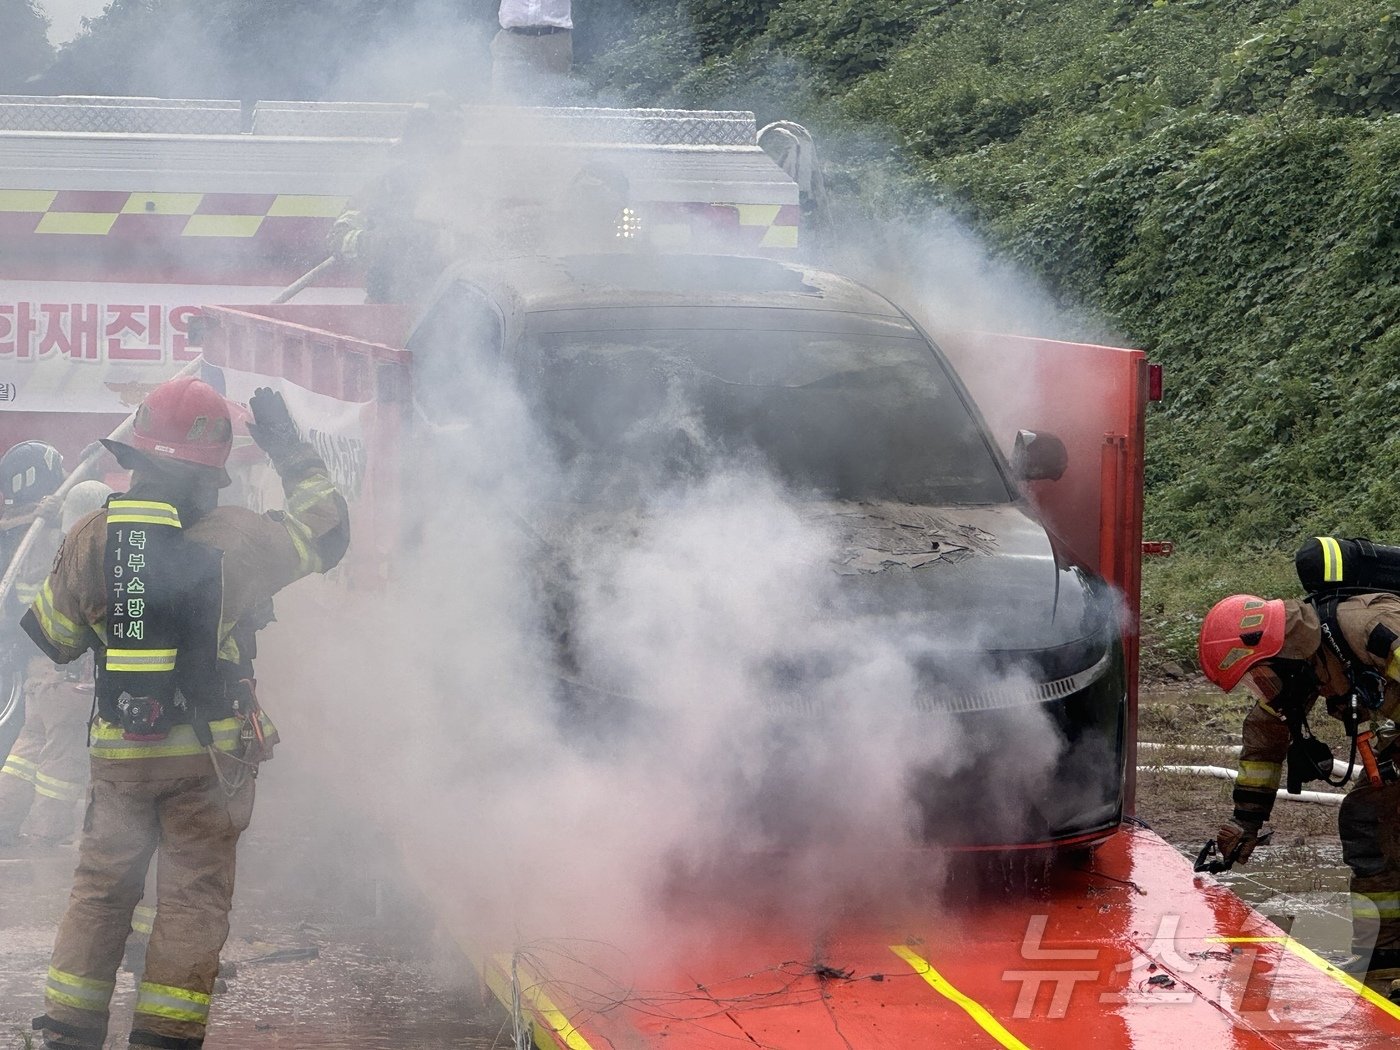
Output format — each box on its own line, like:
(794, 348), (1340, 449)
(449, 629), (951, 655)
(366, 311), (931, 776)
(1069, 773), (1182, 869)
(272, 256), (337, 305)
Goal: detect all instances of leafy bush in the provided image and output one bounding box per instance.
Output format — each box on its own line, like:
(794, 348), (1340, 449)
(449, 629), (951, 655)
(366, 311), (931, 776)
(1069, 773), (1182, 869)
(1213, 0), (1400, 117)
(1142, 547), (1297, 665)
(766, 0), (951, 84)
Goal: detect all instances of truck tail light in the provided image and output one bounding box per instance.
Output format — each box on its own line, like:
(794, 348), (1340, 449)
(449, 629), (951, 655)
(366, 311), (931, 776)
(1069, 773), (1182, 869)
(1148, 363), (1163, 402)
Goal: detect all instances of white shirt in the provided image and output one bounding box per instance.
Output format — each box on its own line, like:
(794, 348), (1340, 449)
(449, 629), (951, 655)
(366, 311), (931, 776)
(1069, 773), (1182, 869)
(499, 0), (572, 29)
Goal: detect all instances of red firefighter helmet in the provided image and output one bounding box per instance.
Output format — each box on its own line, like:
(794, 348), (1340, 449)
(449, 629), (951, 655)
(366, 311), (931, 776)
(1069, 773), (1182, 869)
(1198, 594), (1287, 692)
(104, 376), (233, 474)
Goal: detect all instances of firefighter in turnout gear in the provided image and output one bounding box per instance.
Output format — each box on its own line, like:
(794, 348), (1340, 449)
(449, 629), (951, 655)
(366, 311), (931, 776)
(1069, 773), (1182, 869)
(0, 440), (66, 609)
(327, 97), (464, 304)
(0, 441), (68, 841)
(0, 482), (112, 846)
(1199, 593), (1400, 990)
(23, 376), (349, 1050)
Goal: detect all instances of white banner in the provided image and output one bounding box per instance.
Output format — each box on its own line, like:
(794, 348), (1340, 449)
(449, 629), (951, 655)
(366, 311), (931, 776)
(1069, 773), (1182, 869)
(0, 281), (366, 414)
(211, 363), (370, 503)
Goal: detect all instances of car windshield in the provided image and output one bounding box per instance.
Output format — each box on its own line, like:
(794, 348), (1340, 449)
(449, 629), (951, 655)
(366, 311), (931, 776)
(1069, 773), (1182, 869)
(525, 325), (1013, 505)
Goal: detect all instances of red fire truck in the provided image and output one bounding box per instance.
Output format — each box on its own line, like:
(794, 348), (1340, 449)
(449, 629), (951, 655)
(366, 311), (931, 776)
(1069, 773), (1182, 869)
(0, 94), (802, 459)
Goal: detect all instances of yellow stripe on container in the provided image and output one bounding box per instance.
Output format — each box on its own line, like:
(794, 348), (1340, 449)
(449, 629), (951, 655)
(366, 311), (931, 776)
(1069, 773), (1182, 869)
(1210, 935), (1400, 1023)
(891, 945), (1031, 1050)
(487, 953), (598, 1050)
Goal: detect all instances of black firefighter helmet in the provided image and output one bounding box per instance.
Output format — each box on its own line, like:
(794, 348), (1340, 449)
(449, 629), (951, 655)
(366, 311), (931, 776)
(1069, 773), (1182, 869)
(0, 440), (64, 509)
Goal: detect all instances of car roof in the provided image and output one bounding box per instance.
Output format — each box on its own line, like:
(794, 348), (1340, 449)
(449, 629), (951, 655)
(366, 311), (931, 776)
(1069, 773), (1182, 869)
(445, 253), (913, 322)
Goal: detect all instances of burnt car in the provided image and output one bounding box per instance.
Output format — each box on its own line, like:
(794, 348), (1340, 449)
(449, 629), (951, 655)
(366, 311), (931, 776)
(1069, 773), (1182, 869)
(406, 252), (1127, 848)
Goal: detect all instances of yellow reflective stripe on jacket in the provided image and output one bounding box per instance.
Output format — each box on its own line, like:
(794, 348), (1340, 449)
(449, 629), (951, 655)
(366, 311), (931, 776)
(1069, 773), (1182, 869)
(106, 500), (181, 528)
(89, 718), (243, 759)
(15, 579), (40, 605)
(32, 579), (87, 650)
(105, 648), (178, 672)
(1317, 537), (1344, 583)
(217, 632), (241, 664)
(45, 966), (115, 1012)
(287, 476), (337, 517)
(131, 903), (157, 936)
(2, 754), (37, 782)
(135, 980), (210, 1023)
(281, 470), (342, 574)
(283, 515), (321, 574)
(1237, 759), (1282, 790)
(34, 771), (84, 802)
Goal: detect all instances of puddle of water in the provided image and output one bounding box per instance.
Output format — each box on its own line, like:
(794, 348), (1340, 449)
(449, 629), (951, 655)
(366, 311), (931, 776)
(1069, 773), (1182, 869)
(0, 849), (507, 1050)
(211, 939), (505, 1049)
(1181, 840), (1357, 955)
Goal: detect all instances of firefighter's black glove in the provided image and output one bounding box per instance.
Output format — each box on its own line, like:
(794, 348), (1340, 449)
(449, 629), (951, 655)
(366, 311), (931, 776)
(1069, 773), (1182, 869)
(247, 388), (301, 464)
(1215, 819), (1263, 866)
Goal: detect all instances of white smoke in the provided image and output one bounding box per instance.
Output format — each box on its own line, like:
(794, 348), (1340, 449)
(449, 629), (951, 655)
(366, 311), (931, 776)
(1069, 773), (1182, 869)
(255, 305), (1081, 966)
(224, 0), (1114, 985)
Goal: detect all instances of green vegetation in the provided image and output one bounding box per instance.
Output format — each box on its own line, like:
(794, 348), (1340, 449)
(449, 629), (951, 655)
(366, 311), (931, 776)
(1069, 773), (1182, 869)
(578, 0), (1400, 664)
(0, 1), (52, 92)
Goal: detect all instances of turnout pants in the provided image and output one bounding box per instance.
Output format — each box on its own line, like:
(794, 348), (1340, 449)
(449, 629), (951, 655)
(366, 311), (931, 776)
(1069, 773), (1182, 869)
(42, 766), (254, 1048)
(1339, 779), (1400, 956)
(0, 660), (89, 843)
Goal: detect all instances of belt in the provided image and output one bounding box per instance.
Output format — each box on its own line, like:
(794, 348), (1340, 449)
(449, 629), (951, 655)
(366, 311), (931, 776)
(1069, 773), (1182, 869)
(506, 25), (568, 35)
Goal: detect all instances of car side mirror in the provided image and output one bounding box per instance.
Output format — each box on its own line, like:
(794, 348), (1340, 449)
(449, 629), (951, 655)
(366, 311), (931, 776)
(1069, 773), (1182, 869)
(1011, 429), (1068, 482)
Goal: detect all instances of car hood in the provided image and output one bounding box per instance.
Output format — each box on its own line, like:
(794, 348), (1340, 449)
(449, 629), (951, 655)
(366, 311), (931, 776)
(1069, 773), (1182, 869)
(535, 498), (1117, 692)
(807, 500), (1116, 669)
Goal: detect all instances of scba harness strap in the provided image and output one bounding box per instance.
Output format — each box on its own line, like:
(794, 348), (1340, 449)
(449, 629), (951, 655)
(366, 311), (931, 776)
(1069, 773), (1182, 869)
(97, 499), (225, 745)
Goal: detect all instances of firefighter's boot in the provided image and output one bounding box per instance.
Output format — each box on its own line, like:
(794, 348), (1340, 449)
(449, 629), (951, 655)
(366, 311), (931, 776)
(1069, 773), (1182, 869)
(31, 1016), (107, 1050)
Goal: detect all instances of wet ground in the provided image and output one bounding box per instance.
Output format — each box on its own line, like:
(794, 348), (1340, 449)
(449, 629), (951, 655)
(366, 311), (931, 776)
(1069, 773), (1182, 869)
(1137, 678), (1358, 961)
(0, 779), (510, 1050)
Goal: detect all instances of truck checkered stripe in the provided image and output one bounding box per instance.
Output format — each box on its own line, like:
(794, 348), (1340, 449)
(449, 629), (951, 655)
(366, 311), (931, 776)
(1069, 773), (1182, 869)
(734, 204), (800, 249)
(648, 202), (801, 252)
(0, 191), (347, 238)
